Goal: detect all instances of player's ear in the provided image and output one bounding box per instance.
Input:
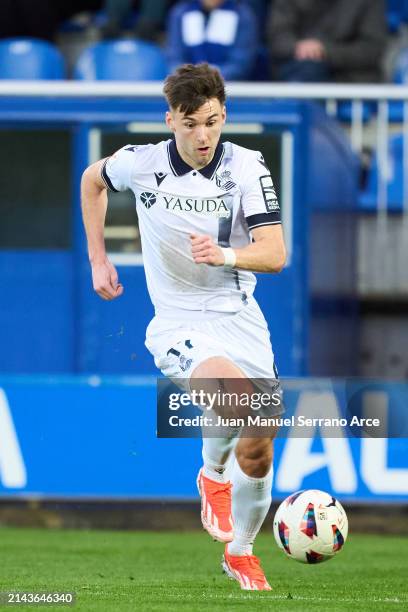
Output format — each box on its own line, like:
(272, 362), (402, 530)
(221, 105), (226, 125)
(166, 111), (175, 132)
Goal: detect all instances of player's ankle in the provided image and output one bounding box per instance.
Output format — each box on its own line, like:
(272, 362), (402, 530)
(227, 540), (253, 556)
(202, 463), (227, 483)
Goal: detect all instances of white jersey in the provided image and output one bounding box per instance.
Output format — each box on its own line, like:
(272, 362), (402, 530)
(102, 139), (281, 319)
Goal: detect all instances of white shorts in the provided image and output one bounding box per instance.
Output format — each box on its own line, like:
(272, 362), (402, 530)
(145, 297), (278, 388)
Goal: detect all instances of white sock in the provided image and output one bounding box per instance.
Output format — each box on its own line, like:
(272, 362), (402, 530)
(228, 461), (273, 556)
(201, 435), (237, 483)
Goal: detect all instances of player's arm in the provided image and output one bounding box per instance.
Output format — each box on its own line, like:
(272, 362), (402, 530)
(191, 224), (286, 273)
(81, 159), (124, 300)
(232, 224), (286, 272)
(192, 150), (286, 273)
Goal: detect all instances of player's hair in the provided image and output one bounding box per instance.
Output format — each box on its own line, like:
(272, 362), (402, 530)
(163, 63), (226, 115)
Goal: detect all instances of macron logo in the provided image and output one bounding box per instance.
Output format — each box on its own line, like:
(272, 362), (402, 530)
(0, 389), (26, 488)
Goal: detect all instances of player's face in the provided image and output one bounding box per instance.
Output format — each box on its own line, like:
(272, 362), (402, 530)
(166, 98), (226, 169)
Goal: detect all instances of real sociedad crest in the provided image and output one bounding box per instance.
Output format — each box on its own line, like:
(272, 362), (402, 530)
(215, 170), (236, 191)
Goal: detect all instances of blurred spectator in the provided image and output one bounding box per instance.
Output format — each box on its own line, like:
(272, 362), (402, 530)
(0, 1), (100, 41)
(166, 0), (258, 80)
(102, 0), (170, 41)
(268, 0), (387, 82)
(0, 0), (172, 44)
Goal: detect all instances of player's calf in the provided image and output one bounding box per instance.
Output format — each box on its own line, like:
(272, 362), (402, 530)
(235, 436), (275, 478)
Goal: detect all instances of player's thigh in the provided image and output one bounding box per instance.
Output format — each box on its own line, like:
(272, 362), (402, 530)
(191, 356), (260, 418)
(191, 355), (246, 379)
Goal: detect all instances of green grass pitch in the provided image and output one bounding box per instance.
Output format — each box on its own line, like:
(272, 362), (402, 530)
(0, 527), (407, 611)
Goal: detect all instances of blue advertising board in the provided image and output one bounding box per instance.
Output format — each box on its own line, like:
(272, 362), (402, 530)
(0, 377), (406, 503)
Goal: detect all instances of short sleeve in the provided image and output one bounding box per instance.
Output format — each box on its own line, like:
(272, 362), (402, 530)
(100, 145), (137, 192)
(241, 151), (281, 231)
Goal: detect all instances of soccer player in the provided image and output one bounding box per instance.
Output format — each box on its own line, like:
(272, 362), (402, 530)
(81, 63), (286, 591)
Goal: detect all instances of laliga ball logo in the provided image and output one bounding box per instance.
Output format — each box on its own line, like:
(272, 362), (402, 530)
(273, 489), (348, 564)
(140, 192), (157, 209)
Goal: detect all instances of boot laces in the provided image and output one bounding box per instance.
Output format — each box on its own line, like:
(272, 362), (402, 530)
(233, 554), (266, 583)
(211, 482), (232, 514)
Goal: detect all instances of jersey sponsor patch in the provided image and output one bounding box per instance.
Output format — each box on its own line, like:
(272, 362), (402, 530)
(162, 194), (231, 218)
(259, 175), (279, 213)
(140, 192), (157, 208)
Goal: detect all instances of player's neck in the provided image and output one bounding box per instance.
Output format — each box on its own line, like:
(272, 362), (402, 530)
(176, 143), (215, 171)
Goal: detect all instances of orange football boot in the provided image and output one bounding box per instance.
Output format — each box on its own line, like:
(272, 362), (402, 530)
(196, 468), (233, 543)
(222, 545), (272, 591)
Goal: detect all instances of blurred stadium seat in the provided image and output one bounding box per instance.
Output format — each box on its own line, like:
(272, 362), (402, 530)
(359, 133), (407, 210)
(0, 38), (65, 80)
(74, 39), (167, 81)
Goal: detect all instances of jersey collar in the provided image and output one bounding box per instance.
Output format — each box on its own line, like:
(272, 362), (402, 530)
(167, 139), (224, 179)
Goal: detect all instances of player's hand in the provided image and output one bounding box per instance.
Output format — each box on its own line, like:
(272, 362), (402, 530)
(190, 233), (225, 266)
(295, 39), (325, 61)
(91, 258), (124, 300)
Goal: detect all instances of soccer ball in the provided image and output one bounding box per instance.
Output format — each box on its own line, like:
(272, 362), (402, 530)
(273, 489), (348, 564)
